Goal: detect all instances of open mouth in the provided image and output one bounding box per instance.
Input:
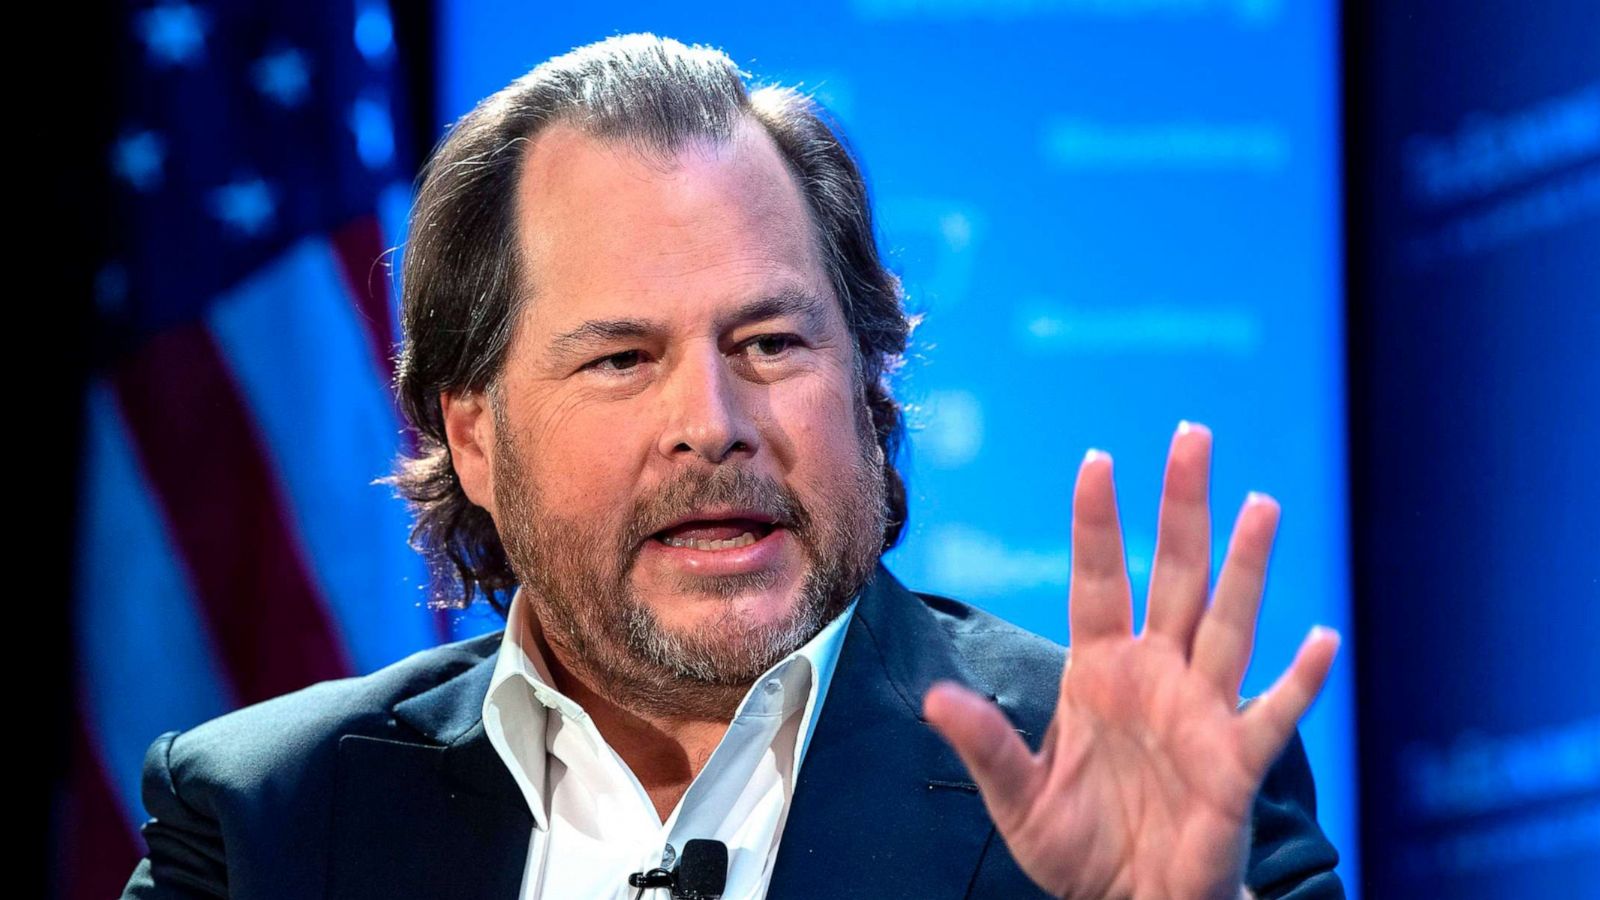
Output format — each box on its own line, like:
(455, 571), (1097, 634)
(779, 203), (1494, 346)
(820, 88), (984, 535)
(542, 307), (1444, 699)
(651, 518), (780, 551)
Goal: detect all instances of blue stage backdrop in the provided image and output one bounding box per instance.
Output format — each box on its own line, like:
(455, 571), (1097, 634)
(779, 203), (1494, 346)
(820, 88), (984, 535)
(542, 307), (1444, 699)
(441, 3), (1355, 891)
(1347, 2), (1600, 897)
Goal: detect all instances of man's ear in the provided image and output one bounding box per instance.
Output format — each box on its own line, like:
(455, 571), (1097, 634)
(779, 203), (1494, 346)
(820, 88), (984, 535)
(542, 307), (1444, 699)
(440, 387), (497, 517)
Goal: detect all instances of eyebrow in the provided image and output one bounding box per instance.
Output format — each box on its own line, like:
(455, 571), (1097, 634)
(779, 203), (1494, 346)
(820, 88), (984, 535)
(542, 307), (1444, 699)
(545, 287), (835, 361)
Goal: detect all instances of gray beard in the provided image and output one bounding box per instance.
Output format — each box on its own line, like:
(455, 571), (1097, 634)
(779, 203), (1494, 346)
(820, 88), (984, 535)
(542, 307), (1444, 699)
(490, 408), (886, 721)
(621, 564), (838, 684)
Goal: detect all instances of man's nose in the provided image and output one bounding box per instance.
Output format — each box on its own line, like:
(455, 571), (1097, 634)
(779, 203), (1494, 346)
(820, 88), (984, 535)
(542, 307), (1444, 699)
(656, 341), (760, 464)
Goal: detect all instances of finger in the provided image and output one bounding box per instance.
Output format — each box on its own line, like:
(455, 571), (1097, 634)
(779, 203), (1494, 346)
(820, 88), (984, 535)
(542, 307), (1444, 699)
(1239, 626), (1340, 778)
(1049, 646), (1073, 745)
(1141, 421), (1214, 655)
(1037, 710), (1061, 771)
(1192, 493), (1280, 699)
(923, 680), (1041, 831)
(1068, 449), (1134, 646)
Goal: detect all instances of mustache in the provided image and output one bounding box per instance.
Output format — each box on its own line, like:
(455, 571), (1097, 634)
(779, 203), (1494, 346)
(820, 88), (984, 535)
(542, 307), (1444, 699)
(626, 468), (810, 546)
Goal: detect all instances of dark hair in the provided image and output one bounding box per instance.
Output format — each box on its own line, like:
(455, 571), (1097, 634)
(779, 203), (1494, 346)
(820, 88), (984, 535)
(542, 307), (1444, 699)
(380, 33), (918, 618)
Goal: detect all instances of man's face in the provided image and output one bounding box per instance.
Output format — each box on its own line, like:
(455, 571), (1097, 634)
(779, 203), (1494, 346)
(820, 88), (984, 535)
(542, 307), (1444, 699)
(476, 117), (887, 719)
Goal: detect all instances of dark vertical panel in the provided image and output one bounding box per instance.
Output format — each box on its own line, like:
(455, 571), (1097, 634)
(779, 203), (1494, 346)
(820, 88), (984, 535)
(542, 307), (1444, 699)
(390, 0), (437, 175)
(1347, 3), (1600, 897)
(45, 1), (110, 896)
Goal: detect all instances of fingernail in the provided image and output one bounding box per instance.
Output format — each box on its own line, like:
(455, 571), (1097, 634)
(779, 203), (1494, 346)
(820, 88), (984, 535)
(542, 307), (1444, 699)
(1084, 448), (1110, 464)
(1246, 490), (1273, 505)
(1177, 419), (1211, 437)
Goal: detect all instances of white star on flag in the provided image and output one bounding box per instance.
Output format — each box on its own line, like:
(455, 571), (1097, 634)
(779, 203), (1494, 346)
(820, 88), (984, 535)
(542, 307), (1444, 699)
(138, 1), (208, 66)
(209, 177), (277, 236)
(254, 48), (312, 107)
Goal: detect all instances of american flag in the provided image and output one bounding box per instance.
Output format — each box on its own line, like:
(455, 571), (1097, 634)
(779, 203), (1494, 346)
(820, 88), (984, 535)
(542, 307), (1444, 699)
(62, 3), (473, 895)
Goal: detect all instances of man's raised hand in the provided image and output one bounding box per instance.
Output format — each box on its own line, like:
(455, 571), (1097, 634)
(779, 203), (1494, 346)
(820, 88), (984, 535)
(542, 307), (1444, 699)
(922, 422), (1340, 900)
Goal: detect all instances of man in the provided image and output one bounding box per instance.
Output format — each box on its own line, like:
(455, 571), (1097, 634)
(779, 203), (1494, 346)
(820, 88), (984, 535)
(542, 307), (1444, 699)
(121, 32), (1343, 899)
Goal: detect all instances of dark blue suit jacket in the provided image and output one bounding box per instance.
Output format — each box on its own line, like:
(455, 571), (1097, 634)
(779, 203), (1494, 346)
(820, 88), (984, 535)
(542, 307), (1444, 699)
(120, 561), (1344, 898)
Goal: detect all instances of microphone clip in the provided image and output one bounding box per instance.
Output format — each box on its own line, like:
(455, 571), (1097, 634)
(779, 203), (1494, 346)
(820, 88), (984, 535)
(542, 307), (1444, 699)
(627, 838), (728, 900)
(627, 867), (675, 890)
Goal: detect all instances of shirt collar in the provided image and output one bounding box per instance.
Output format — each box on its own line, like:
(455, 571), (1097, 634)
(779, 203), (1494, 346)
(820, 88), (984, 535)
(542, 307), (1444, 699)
(481, 584), (859, 830)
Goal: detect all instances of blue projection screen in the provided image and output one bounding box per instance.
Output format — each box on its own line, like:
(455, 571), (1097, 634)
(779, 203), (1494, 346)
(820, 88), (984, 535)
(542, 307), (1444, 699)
(441, 3), (1354, 891)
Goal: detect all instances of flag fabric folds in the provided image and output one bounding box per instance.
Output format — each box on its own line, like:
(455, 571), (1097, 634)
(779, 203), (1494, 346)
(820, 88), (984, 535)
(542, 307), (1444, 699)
(65, 3), (487, 895)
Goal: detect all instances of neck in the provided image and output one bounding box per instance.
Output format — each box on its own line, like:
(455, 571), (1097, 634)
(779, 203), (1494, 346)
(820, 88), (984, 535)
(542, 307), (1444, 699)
(523, 607), (744, 821)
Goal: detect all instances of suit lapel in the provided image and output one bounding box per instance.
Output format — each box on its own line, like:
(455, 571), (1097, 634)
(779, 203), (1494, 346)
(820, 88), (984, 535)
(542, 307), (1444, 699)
(327, 640), (533, 900)
(767, 562), (999, 900)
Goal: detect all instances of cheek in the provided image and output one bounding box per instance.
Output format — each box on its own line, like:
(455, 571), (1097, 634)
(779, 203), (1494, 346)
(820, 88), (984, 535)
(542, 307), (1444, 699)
(509, 400), (642, 529)
(519, 388), (594, 450)
(779, 381), (869, 479)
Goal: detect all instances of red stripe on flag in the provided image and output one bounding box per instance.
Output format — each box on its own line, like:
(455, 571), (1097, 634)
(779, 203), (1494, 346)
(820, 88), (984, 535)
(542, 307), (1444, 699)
(113, 323), (352, 704)
(57, 713), (143, 900)
(329, 215), (456, 645)
(331, 214), (399, 390)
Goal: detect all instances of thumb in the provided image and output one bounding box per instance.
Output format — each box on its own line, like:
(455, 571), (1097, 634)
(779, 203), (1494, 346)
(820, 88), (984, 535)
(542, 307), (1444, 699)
(923, 680), (1040, 830)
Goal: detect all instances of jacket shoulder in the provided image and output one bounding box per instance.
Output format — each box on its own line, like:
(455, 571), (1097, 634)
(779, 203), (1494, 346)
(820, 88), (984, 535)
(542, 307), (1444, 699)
(122, 630), (504, 899)
(913, 589), (1067, 743)
(160, 629), (502, 801)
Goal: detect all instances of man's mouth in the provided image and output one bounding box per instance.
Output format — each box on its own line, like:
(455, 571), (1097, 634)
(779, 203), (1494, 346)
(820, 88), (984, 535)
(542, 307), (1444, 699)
(651, 519), (780, 552)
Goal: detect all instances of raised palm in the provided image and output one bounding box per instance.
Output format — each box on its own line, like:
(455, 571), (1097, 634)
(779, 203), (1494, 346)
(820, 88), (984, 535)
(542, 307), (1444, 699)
(923, 422), (1339, 900)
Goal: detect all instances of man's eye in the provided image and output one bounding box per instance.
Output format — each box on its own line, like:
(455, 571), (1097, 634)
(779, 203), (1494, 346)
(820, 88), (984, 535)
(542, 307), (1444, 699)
(746, 334), (800, 357)
(587, 350), (643, 373)
(583, 337), (797, 376)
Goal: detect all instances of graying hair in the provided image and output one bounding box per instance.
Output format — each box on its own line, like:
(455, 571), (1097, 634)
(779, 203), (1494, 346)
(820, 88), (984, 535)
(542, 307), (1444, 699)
(379, 33), (916, 618)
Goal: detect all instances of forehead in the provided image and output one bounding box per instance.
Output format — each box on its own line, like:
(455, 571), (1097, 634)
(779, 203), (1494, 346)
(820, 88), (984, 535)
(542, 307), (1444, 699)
(510, 116), (838, 344)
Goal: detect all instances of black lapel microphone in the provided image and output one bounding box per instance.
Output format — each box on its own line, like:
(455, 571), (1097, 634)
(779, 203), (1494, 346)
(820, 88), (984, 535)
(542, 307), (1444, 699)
(627, 839), (728, 900)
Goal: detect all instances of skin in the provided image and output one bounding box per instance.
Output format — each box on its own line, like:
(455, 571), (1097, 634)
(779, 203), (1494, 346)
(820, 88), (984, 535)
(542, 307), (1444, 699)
(923, 423), (1341, 899)
(440, 116), (886, 822)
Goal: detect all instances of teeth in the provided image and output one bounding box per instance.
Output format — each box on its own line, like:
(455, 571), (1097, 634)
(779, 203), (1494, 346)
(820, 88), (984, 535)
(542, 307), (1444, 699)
(660, 530), (759, 551)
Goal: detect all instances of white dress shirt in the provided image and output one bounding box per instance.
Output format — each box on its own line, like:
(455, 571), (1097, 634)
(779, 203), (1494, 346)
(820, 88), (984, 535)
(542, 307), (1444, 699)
(481, 588), (858, 900)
